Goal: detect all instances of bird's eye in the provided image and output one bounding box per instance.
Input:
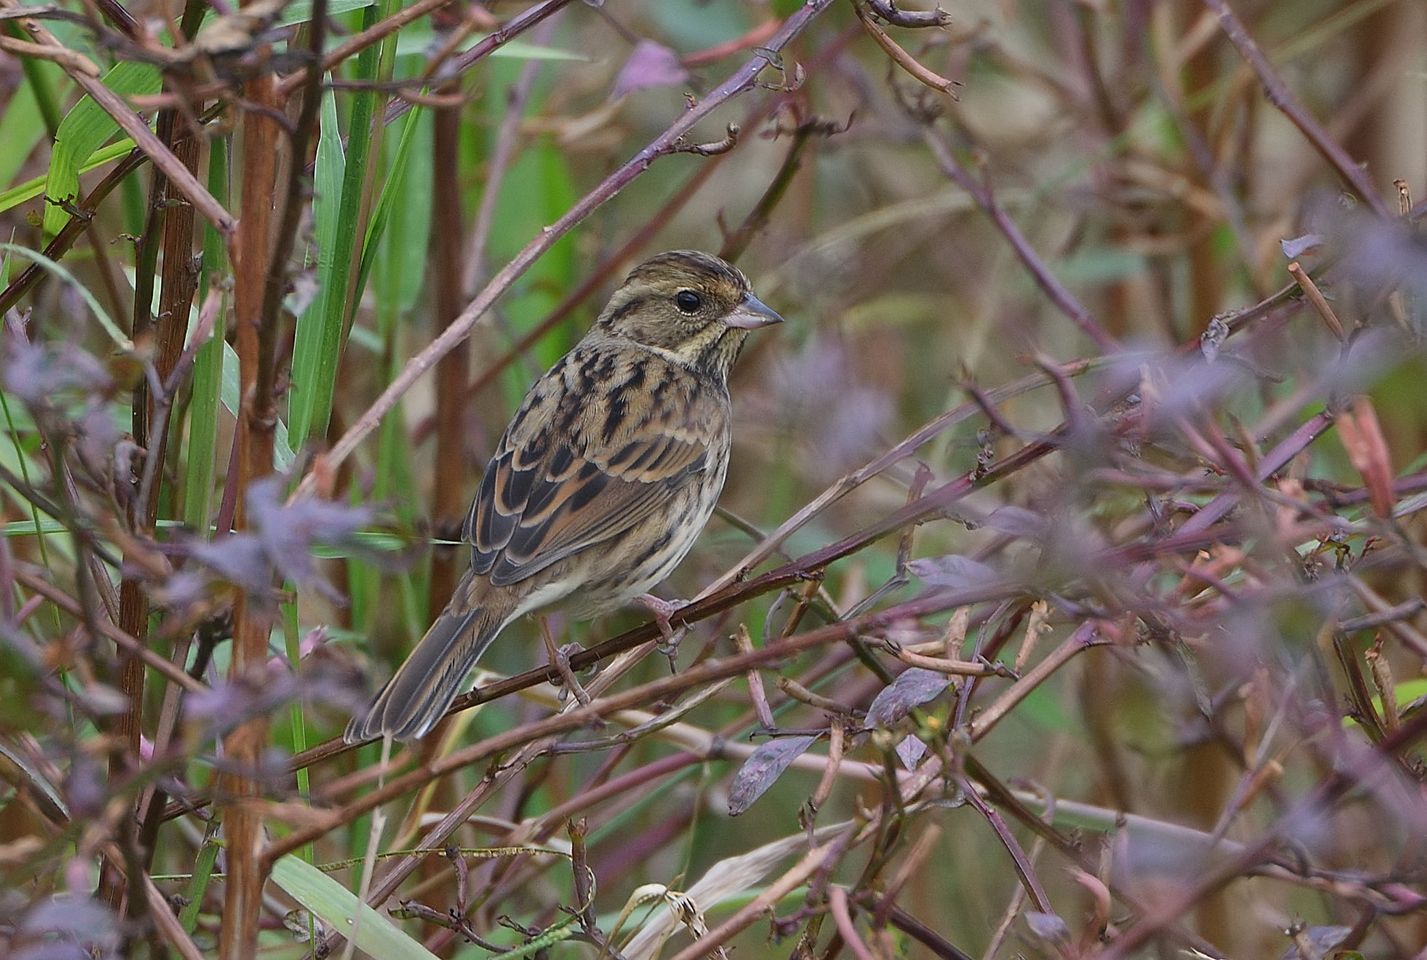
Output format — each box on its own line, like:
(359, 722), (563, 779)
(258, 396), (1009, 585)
(674, 290), (703, 314)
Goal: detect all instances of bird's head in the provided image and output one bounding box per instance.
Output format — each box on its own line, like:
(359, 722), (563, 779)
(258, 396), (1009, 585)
(597, 250), (783, 375)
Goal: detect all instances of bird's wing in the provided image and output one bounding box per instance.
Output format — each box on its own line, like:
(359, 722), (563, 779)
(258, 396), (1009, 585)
(465, 347), (727, 587)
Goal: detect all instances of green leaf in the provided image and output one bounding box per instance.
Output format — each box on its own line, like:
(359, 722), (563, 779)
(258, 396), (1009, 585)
(374, 108), (432, 319)
(287, 90), (346, 452)
(1050, 248), (1147, 285)
(42, 61), (160, 238)
(483, 64), (578, 407)
(178, 833), (220, 933)
(269, 855), (439, 960)
(0, 63), (58, 189)
(221, 340), (295, 470)
(278, 0), (375, 24)
(1343, 678), (1427, 729)
(0, 140), (135, 216)
(355, 106), (424, 315)
(183, 138), (229, 534)
(15, 51), (63, 137)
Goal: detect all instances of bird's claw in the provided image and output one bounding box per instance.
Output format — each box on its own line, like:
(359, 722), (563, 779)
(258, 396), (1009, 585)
(545, 636), (592, 706)
(636, 593), (687, 668)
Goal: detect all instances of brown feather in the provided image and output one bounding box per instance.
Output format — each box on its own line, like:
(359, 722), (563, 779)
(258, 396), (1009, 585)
(346, 251), (781, 742)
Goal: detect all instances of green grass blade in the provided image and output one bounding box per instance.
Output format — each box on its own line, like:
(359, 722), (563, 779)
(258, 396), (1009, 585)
(291, 6), (387, 453)
(178, 830), (221, 933)
(221, 341), (295, 470)
(391, 29), (587, 62)
(281, 598), (314, 868)
(278, 0), (374, 24)
(42, 61), (160, 238)
(269, 855), (440, 960)
(0, 140), (135, 216)
(353, 106), (422, 311)
(287, 89), (346, 452)
(182, 138), (229, 533)
(0, 61), (61, 188)
(0, 393), (57, 605)
(375, 108), (432, 319)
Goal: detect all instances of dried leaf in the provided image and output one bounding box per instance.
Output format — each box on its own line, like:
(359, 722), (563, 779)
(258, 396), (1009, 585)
(866, 667), (950, 727)
(621, 823), (849, 960)
(1200, 315), (1229, 363)
(727, 734), (818, 816)
(984, 505), (1045, 539)
(1336, 397), (1394, 518)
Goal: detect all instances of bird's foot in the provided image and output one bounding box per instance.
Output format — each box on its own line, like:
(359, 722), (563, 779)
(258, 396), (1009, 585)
(635, 594), (687, 668)
(551, 642), (592, 706)
(540, 619), (592, 705)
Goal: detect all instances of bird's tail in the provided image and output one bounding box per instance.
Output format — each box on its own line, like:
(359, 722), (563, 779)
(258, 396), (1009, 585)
(345, 578), (512, 743)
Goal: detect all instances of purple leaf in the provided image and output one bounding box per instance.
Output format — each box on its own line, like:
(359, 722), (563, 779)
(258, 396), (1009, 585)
(1280, 926), (1351, 960)
(984, 506), (1045, 539)
(1280, 233), (1323, 259)
(866, 668), (950, 727)
(611, 40), (688, 99)
(74, 406), (121, 475)
(1024, 910), (1071, 944)
(186, 670), (301, 735)
(895, 734), (928, 769)
(908, 554), (998, 591)
(187, 477), (373, 604)
(1336, 213), (1427, 300)
(80, 683), (129, 717)
(190, 535), (270, 594)
(18, 896), (120, 960)
(727, 734), (818, 816)
(63, 757), (107, 819)
(1, 339), (111, 405)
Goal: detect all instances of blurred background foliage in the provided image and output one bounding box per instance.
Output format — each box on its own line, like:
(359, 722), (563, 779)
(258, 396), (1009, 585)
(1, 0), (1426, 957)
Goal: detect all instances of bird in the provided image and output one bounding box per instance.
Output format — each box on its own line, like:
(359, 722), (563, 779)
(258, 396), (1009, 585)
(346, 250), (784, 742)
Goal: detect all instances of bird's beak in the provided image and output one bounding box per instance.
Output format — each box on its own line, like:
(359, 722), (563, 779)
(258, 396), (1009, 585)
(724, 293), (785, 330)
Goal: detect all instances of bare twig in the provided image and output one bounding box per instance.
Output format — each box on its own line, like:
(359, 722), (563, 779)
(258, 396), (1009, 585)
(380, 0), (573, 124)
(855, 2), (956, 96)
(921, 128), (1115, 350)
(866, 0), (952, 28)
(1287, 261), (1346, 340)
(1200, 0), (1389, 219)
(0, 33), (99, 73)
(829, 885), (877, 960)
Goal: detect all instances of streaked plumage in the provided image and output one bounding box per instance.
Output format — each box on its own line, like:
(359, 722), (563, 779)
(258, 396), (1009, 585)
(347, 251), (783, 742)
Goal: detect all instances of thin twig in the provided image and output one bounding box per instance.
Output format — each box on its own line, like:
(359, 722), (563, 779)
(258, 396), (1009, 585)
(381, 0), (573, 125)
(855, 2), (956, 96)
(1199, 0), (1389, 220)
(866, 0), (952, 28)
(921, 128), (1115, 350)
